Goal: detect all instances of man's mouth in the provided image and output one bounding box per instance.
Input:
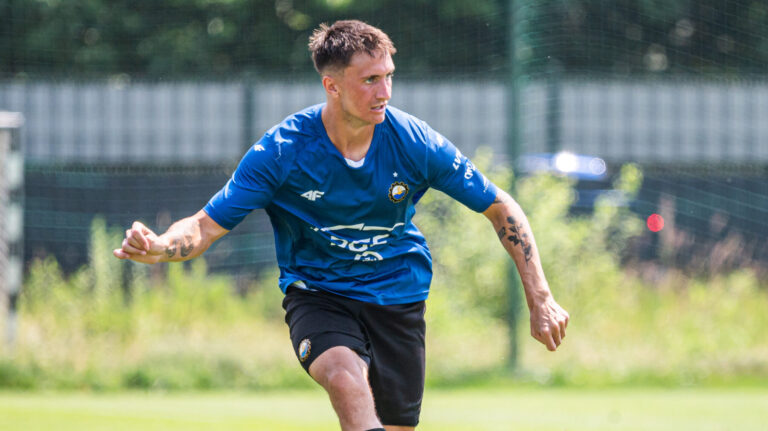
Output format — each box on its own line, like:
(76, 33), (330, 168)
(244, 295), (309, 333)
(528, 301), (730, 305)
(372, 103), (387, 112)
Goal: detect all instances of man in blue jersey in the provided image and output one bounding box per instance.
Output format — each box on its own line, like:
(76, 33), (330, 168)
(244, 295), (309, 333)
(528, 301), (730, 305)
(114, 20), (569, 431)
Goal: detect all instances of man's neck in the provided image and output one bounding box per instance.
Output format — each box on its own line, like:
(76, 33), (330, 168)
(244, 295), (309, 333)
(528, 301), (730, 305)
(321, 105), (375, 162)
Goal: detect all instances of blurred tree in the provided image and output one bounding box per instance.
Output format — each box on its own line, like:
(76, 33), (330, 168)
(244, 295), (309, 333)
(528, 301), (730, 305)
(0, 0), (506, 78)
(519, 0), (768, 76)
(0, 0), (766, 79)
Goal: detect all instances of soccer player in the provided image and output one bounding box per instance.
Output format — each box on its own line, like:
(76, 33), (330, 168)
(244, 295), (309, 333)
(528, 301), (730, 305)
(113, 20), (569, 431)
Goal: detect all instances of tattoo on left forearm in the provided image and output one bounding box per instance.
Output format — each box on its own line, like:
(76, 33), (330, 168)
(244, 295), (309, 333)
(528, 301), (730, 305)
(502, 216), (533, 264)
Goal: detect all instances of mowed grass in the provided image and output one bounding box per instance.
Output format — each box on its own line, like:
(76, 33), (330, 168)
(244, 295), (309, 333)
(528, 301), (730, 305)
(1, 387), (766, 431)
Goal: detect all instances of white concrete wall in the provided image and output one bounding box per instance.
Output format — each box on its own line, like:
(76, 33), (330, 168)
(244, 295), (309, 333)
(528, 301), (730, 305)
(1, 79), (766, 164)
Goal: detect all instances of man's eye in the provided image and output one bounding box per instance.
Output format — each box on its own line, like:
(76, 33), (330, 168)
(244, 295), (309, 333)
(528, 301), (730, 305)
(365, 77), (375, 84)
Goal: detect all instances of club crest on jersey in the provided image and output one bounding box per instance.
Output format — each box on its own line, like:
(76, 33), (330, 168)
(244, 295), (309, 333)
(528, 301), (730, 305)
(388, 181), (409, 203)
(298, 338), (311, 362)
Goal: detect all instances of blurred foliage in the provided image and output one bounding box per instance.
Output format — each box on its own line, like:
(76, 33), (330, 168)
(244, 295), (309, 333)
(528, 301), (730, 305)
(419, 152), (768, 386)
(516, 0), (768, 76)
(1, 154), (767, 390)
(12, 243), (307, 390)
(0, 0), (507, 78)
(2, 0), (766, 79)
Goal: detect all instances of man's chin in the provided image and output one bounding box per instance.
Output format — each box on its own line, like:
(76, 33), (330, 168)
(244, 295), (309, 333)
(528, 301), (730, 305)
(369, 111), (387, 124)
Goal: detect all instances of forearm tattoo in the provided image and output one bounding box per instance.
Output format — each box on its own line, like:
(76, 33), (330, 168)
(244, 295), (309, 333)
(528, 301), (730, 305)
(500, 216), (533, 264)
(180, 234), (194, 257)
(492, 194), (513, 205)
(165, 241), (177, 258)
(491, 193), (533, 264)
(164, 234), (195, 259)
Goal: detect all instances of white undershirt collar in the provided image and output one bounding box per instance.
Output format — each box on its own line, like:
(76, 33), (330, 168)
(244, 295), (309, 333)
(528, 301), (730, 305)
(344, 157), (365, 168)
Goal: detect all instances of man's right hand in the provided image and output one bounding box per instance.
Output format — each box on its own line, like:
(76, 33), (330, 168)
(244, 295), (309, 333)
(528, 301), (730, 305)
(113, 221), (167, 264)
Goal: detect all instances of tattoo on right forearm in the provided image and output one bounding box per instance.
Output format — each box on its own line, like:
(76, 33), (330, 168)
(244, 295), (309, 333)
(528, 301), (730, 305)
(180, 234), (194, 257)
(165, 232), (196, 259)
(165, 240), (178, 258)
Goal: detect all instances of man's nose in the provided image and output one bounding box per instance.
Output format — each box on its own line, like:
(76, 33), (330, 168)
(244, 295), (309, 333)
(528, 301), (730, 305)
(377, 79), (391, 100)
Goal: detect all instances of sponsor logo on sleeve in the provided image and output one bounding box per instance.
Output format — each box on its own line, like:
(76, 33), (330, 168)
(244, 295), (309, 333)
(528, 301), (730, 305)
(452, 149), (463, 170)
(452, 149), (476, 179)
(464, 160), (475, 179)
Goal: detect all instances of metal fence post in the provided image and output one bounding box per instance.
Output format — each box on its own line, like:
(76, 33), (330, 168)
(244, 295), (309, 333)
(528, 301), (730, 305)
(506, 0), (525, 371)
(0, 111), (24, 351)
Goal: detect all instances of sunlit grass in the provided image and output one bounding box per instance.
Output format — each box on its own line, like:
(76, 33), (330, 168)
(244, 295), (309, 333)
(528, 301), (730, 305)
(1, 388), (766, 431)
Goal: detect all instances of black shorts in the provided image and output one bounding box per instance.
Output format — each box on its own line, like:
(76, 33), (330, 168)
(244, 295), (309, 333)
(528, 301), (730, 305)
(282, 287), (426, 427)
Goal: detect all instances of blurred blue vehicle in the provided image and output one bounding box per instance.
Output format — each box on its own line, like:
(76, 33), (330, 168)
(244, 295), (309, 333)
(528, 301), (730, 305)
(517, 151), (627, 210)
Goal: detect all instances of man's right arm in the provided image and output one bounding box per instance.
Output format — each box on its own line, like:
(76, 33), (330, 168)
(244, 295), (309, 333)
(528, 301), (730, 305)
(113, 209), (229, 264)
(114, 126), (289, 264)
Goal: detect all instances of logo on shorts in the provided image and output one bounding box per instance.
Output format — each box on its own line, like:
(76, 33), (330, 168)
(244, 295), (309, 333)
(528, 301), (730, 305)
(388, 182), (409, 203)
(298, 338), (312, 362)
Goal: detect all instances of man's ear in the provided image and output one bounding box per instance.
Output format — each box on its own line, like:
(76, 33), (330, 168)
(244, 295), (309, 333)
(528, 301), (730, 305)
(322, 74), (339, 98)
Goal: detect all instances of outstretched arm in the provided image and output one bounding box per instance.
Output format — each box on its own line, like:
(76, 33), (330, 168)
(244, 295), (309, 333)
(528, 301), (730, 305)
(483, 189), (570, 351)
(113, 209), (229, 264)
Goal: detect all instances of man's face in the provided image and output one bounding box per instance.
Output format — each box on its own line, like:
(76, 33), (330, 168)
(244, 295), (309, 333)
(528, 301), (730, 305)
(329, 50), (394, 126)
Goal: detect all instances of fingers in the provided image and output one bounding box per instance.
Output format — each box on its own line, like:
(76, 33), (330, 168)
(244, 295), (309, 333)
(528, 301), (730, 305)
(125, 231), (146, 252)
(113, 221), (153, 261)
(533, 327), (558, 351)
(534, 315), (568, 351)
(551, 324), (562, 347)
(130, 222), (151, 251)
(543, 330), (557, 351)
(531, 300), (570, 352)
(559, 314), (569, 339)
(121, 237), (147, 256)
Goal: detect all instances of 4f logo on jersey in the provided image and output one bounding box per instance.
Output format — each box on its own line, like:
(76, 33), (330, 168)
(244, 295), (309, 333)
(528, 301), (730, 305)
(301, 190), (324, 201)
(388, 182), (409, 203)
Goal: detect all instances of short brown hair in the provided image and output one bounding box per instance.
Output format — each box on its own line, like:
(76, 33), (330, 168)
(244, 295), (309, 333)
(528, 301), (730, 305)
(308, 20), (396, 74)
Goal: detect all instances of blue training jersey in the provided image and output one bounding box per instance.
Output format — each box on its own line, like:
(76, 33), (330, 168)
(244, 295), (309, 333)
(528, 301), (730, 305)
(204, 104), (498, 305)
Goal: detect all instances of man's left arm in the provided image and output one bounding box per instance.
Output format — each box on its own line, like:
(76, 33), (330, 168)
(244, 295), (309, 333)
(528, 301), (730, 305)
(483, 189), (570, 351)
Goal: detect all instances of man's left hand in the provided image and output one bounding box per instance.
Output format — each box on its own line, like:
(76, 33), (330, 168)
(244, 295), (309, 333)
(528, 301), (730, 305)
(529, 296), (570, 351)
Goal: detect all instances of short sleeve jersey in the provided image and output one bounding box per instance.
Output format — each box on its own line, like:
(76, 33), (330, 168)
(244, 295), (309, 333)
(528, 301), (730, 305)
(205, 104), (497, 305)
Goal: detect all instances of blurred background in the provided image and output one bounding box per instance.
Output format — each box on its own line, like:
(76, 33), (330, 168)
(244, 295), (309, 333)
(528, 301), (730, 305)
(1, 0), (767, 401)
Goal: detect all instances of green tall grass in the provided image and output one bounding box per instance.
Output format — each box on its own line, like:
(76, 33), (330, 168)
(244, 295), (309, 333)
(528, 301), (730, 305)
(1, 155), (766, 390)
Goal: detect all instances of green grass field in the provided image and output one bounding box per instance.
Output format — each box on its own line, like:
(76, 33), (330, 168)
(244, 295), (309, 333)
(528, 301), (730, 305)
(1, 388), (766, 431)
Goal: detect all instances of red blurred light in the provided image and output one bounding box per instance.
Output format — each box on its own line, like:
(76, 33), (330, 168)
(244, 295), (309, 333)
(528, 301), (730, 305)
(647, 214), (664, 232)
